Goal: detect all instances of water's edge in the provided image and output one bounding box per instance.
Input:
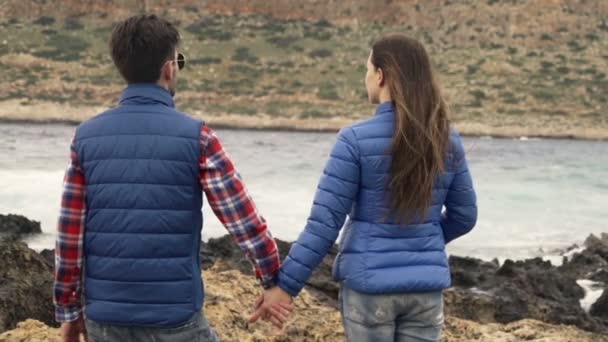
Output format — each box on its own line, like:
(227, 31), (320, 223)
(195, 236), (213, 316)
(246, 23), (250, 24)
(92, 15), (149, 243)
(1, 117), (606, 141)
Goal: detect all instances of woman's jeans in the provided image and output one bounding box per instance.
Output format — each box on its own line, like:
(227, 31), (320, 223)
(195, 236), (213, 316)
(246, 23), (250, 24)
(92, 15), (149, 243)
(339, 285), (444, 342)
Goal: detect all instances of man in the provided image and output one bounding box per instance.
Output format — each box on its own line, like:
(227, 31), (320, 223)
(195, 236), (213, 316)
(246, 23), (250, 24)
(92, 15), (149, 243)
(54, 15), (291, 342)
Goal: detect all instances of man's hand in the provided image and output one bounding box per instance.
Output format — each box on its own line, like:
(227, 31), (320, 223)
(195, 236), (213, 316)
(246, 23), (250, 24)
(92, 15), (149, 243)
(61, 315), (87, 342)
(249, 286), (294, 328)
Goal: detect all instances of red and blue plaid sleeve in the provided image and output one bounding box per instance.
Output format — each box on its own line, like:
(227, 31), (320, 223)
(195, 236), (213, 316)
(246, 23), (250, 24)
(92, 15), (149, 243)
(53, 138), (86, 322)
(200, 125), (280, 287)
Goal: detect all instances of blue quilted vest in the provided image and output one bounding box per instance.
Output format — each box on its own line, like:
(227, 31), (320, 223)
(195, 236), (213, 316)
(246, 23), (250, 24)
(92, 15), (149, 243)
(278, 101), (477, 296)
(74, 84), (204, 326)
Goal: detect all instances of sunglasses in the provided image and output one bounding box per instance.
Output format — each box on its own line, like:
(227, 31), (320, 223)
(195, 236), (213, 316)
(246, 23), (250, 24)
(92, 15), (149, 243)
(175, 53), (185, 70)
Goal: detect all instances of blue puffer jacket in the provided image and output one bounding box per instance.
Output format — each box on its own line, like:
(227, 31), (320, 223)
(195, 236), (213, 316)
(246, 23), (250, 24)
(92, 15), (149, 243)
(74, 84), (204, 326)
(278, 101), (477, 296)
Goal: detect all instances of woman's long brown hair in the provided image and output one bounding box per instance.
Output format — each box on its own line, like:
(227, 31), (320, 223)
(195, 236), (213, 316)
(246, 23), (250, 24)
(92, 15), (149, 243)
(371, 33), (450, 223)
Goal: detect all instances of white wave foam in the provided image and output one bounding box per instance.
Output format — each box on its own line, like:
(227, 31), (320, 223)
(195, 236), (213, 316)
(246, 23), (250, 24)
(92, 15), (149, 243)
(577, 279), (604, 312)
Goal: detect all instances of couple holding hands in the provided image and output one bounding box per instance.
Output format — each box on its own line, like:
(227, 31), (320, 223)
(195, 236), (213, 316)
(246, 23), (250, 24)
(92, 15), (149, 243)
(55, 14), (476, 342)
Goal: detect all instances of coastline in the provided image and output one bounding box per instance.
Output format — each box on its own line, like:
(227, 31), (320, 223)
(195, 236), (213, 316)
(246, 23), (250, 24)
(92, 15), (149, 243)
(1, 113), (607, 142)
(2, 267), (606, 342)
(1, 267), (606, 342)
(1, 214), (607, 341)
(1, 99), (607, 141)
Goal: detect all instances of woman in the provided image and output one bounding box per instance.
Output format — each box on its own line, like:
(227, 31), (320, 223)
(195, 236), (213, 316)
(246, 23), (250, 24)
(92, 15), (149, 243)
(265, 33), (477, 341)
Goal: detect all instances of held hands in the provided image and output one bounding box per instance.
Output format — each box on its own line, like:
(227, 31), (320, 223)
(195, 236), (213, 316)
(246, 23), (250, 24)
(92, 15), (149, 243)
(249, 286), (294, 329)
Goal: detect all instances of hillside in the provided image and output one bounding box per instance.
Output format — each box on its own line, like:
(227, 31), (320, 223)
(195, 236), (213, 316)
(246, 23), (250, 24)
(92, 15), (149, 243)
(0, 0), (606, 138)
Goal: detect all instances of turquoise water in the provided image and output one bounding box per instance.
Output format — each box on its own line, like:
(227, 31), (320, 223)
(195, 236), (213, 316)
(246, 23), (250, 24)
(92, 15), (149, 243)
(1, 123), (607, 261)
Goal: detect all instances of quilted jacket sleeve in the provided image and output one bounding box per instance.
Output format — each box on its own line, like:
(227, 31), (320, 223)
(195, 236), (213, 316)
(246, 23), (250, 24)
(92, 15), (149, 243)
(441, 134), (477, 243)
(277, 127), (360, 297)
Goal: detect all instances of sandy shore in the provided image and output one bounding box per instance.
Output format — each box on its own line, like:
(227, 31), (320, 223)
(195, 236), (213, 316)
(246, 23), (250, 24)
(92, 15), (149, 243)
(1, 99), (607, 140)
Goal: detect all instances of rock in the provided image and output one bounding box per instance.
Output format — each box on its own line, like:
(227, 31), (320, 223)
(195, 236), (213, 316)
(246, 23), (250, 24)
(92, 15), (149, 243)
(449, 256), (499, 287)
(591, 290), (608, 319)
(444, 288), (495, 323)
(564, 243), (581, 253)
(493, 258), (601, 331)
(560, 233), (608, 284)
(200, 236), (339, 300)
(2, 267), (608, 342)
(2, 225), (608, 340)
(493, 283), (531, 323)
(3, 298), (608, 342)
(0, 214), (41, 241)
(443, 319), (608, 342)
(0, 319), (60, 342)
(498, 258), (584, 302)
(39, 249), (55, 269)
(590, 269), (608, 283)
(561, 253), (608, 279)
(200, 235), (250, 273)
(203, 266), (343, 341)
(0, 240), (56, 333)
(580, 236), (608, 270)
(584, 233), (608, 249)
(199, 234), (607, 333)
(31, 231), (608, 336)
(447, 255), (605, 333)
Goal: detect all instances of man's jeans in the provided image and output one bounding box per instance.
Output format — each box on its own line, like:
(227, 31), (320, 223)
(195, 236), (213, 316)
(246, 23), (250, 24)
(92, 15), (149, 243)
(339, 285), (444, 342)
(85, 310), (219, 342)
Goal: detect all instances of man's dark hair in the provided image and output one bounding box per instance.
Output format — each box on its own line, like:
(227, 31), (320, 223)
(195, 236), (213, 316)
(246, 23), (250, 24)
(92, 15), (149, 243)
(110, 15), (180, 83)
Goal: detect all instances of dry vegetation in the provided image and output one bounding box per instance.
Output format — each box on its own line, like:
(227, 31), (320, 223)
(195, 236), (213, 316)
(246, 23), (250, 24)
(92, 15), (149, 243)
(0, 0), (606, 139)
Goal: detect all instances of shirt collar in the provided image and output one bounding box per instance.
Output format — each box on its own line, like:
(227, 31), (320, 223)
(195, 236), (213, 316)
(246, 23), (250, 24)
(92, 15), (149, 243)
(118, 83), (175, 108)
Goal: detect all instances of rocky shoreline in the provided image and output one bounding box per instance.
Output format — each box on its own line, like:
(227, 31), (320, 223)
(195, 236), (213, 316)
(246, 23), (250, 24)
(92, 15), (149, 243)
(2, 113), (608, 142)
(1, 214), (608, 341)
(201, 234), (608, 334)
